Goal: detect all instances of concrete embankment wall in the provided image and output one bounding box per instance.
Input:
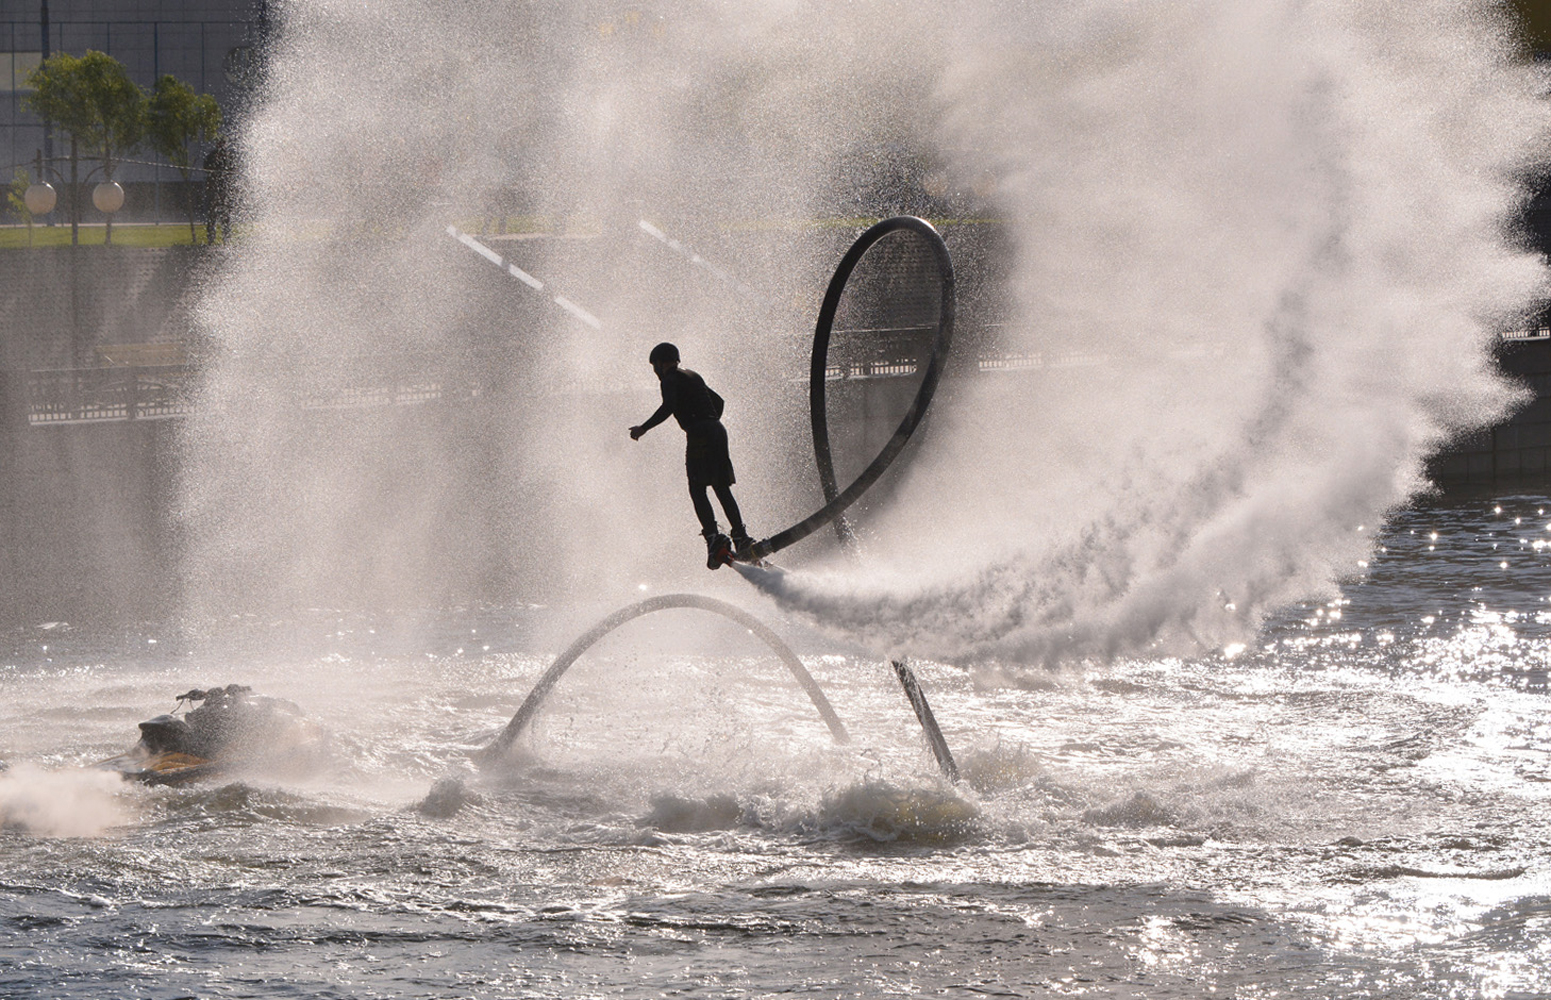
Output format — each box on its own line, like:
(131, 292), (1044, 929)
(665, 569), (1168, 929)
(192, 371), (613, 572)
(0, 247), (206, 621)
(0, 417), (180, 622)
(0, 240), (1546, 623)
(0, 245), (213, 371)
(0, 377), (902, 625)
(1426, 338), (1551, 485)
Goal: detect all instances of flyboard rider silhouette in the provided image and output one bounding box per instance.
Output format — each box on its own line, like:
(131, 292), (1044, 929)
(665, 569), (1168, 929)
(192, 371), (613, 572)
(629, 342), (753, 569)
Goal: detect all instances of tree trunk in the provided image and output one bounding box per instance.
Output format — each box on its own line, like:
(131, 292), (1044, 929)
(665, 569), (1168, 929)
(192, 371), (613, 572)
(104, 154), (114, 246)
(69, 137), (78, 246)
(187, 170), (197, 244)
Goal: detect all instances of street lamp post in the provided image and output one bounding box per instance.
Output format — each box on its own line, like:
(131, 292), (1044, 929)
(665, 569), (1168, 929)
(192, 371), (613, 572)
(23, 177), (56, 217)
(68, 136), (77, 244)
(33, 144), (124, 245)
(92, 182), (124, 214)
(33, 146), (75, 244)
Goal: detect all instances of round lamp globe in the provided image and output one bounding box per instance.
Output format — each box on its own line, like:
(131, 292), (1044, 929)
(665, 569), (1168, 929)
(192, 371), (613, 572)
(92, 181), (125, 214)
(24, 182), (57, 216)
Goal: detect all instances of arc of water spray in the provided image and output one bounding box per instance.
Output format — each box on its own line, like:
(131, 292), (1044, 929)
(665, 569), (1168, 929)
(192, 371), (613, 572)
(481, 593), (849, 762)
(446, 225), (603, 329)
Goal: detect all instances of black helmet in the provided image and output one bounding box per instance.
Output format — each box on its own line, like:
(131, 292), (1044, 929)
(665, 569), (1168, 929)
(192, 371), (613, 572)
(648, 342), (679, 366)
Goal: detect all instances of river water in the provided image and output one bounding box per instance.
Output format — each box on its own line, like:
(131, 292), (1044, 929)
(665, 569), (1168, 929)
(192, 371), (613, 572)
(2, 489), (1550, 999)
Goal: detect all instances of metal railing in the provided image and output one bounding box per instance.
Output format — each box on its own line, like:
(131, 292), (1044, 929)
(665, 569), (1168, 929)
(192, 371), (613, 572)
(27, 365), (194, 425)
(23, 365), (472, 427)
(20, 327), (1539, 427)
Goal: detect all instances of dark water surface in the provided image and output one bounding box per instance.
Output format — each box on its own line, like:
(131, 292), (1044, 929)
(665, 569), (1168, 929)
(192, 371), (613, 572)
(2, 493), (1550, 998)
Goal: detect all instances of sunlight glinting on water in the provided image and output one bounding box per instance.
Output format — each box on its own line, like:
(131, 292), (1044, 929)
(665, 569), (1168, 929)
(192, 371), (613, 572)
(4, 511), (1551, 999)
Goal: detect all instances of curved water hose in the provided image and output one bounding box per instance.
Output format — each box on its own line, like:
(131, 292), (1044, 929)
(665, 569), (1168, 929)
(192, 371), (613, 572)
(746, 216), (956, 560)
(482, 593), (849, 761)
(485, 219), (959, 779)
(891, 659), (959, 782)
(741, 216), (961, 782)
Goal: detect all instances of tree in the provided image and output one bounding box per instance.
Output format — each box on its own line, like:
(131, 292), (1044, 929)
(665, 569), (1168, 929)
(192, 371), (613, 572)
(24, 50), (147, 245)
(7, 169), (36, 247)
(147, 75), (223, 245)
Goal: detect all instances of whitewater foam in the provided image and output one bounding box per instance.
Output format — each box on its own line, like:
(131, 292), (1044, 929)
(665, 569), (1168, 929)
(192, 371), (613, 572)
(0, 764), (130, 838)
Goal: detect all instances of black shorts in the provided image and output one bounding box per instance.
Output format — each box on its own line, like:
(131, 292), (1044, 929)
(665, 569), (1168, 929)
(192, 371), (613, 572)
(685, 419), (735, 488)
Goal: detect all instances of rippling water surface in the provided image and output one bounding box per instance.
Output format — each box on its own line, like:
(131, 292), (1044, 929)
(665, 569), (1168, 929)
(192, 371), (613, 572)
(3, 493), (1551, 998)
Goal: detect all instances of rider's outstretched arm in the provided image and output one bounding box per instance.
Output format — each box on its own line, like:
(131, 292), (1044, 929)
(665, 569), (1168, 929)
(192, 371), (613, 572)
(630, 402), (671, 439)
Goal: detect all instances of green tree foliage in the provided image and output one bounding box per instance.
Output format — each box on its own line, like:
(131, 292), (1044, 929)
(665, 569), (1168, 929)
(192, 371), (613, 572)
(7, 169), (35, 246)
(148, 75), (223, 244)
(24, 50), (147, 244)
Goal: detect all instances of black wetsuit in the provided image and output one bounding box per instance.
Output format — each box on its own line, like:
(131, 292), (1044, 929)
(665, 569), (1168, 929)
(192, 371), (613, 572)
(637, 367), (746, 540)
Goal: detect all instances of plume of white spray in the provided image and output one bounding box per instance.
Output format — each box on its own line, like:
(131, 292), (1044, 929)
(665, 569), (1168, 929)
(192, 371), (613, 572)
(745, 1), (1551, 662)
(0, 764), (129, 838)
(183, 0), (1548, 664)
(182, 0), (946, 610)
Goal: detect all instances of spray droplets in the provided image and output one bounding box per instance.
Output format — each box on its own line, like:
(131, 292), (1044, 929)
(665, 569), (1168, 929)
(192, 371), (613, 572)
(182, 0), (1551, 663)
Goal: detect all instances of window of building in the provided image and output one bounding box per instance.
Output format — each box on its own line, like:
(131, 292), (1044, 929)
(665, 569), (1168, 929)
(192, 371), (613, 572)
(2, 52), (42, 93)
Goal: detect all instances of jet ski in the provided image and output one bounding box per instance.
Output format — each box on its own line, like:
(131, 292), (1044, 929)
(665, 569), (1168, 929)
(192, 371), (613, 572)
(96, 684), (330, 784)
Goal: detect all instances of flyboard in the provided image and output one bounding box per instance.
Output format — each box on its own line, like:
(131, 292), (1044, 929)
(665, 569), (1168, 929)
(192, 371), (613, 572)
(483, 217), (960, 782)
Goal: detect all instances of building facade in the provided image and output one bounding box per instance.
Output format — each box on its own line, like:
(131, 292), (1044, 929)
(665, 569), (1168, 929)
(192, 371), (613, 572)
(1, 0), (266, 218)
